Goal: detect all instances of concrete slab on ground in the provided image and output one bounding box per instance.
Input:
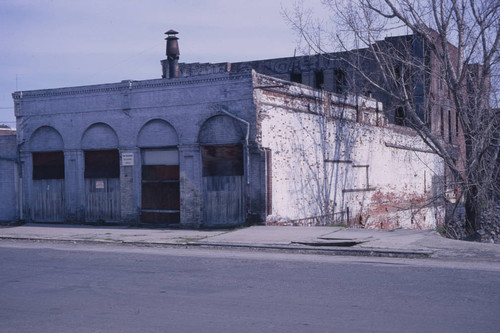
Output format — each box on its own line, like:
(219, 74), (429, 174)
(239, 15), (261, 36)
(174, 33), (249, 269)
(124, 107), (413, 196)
(0, 224), (227, 245)
(1, 224), (499, 260)
(197, 226), (344, 245)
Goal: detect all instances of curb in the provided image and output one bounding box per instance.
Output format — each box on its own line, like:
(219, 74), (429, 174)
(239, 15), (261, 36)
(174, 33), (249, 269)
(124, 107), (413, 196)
(187, 242), (433, 258)
(0, 236), (433, 259)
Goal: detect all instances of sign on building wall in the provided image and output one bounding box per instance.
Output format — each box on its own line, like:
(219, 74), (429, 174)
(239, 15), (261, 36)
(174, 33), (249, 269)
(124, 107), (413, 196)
(121, 153), (134, 166)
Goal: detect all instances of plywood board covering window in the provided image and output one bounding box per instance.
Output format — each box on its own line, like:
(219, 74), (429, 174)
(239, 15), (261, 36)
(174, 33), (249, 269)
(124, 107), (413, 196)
(84, 150), (119, 179)
(33, 151), (64, 180)
(202, 144), (243, 177)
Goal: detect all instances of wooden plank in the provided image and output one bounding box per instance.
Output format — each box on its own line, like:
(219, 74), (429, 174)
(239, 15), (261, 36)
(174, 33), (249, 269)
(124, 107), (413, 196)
(33, 179), (65, 222)
(141, 182), (180, 210)
(202, 176), (244, 226)
(85, 178), (121, 222)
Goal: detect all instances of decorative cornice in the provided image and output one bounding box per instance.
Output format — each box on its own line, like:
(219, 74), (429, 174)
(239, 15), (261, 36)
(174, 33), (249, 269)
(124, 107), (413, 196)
(12, 73), (252, 100)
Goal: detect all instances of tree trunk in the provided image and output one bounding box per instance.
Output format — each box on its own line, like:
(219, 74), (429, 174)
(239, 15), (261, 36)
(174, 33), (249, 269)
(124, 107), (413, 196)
(464, 187), (480, 234)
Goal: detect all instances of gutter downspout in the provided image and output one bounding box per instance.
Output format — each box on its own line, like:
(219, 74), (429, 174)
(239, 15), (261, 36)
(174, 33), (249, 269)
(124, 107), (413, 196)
(220, 109), (250, 185)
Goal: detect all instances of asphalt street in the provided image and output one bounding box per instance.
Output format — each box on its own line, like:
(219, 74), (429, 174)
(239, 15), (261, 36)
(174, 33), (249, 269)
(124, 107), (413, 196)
(1, 241), (499, 333)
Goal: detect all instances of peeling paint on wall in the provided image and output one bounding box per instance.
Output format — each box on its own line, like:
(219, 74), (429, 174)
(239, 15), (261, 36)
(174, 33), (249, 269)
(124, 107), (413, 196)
(254, 73), (444, 229)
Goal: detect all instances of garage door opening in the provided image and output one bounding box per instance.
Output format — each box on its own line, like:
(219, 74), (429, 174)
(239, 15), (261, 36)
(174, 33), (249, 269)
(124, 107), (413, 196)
(141, 148), (180, 225)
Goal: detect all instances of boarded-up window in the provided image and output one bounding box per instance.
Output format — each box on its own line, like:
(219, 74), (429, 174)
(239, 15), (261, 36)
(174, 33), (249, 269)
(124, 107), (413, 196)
(202, 144), (243, 177)
(84, 150), (119, 179)
(141, 148), (179, 183)
(33, 151), (65, 180)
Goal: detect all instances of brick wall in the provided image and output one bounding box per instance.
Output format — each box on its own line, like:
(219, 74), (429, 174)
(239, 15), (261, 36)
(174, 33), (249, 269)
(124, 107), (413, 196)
(14, 73), (258, 226)
(254, 73), (445, 229)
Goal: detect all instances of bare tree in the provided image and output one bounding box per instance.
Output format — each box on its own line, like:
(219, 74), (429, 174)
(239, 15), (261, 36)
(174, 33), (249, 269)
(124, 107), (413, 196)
(284, 0), (500, 240)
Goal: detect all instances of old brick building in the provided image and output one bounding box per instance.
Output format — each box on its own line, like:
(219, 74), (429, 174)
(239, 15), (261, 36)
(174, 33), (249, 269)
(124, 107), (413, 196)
(9, 31), (447, 229)
(174, 31), (467, 206)
(174, 33), (463, 143)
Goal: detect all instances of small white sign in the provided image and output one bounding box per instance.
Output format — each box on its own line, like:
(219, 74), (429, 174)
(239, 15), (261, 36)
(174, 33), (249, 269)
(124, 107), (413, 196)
(95, 180), (105, 189)
(121, 153), (134, 166)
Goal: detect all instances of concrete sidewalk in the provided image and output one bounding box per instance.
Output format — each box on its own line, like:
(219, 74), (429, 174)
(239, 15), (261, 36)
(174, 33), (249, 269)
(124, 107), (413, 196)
(1, 223), (499, 260)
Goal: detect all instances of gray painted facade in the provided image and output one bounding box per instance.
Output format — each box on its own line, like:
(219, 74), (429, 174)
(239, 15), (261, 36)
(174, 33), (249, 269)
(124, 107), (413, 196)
(13, 72), (265, 227)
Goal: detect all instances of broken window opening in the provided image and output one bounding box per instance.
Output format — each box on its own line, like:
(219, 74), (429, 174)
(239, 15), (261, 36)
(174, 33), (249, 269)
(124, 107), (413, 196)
(395, 107), (406, 126)
(334, 69), (346, 94)
(291, 72), (302, 84)
(84, 149), (119, 179)
(315, 71), (324, 89)
(33, 151), (65, 180)
(202, 144), (244, 177)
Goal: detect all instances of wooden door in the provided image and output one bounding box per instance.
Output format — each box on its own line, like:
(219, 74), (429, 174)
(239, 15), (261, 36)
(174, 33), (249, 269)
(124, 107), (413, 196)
(84, 150), (121, 222)
(33, 179), (65, 222)
(141, 148), (180, 225)
(85, 178), (120, 221)
(202, 175), (244, 226)
(32, 151), (65, 222)
(201, 145), (245, 227)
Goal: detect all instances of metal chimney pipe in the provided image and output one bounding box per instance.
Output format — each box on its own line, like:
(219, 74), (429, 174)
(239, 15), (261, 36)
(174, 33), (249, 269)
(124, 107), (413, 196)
(165, 30), (180, 78)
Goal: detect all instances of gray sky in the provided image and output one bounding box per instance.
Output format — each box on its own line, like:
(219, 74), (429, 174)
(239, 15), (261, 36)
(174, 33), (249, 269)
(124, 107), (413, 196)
(1, 0), (323, 127)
